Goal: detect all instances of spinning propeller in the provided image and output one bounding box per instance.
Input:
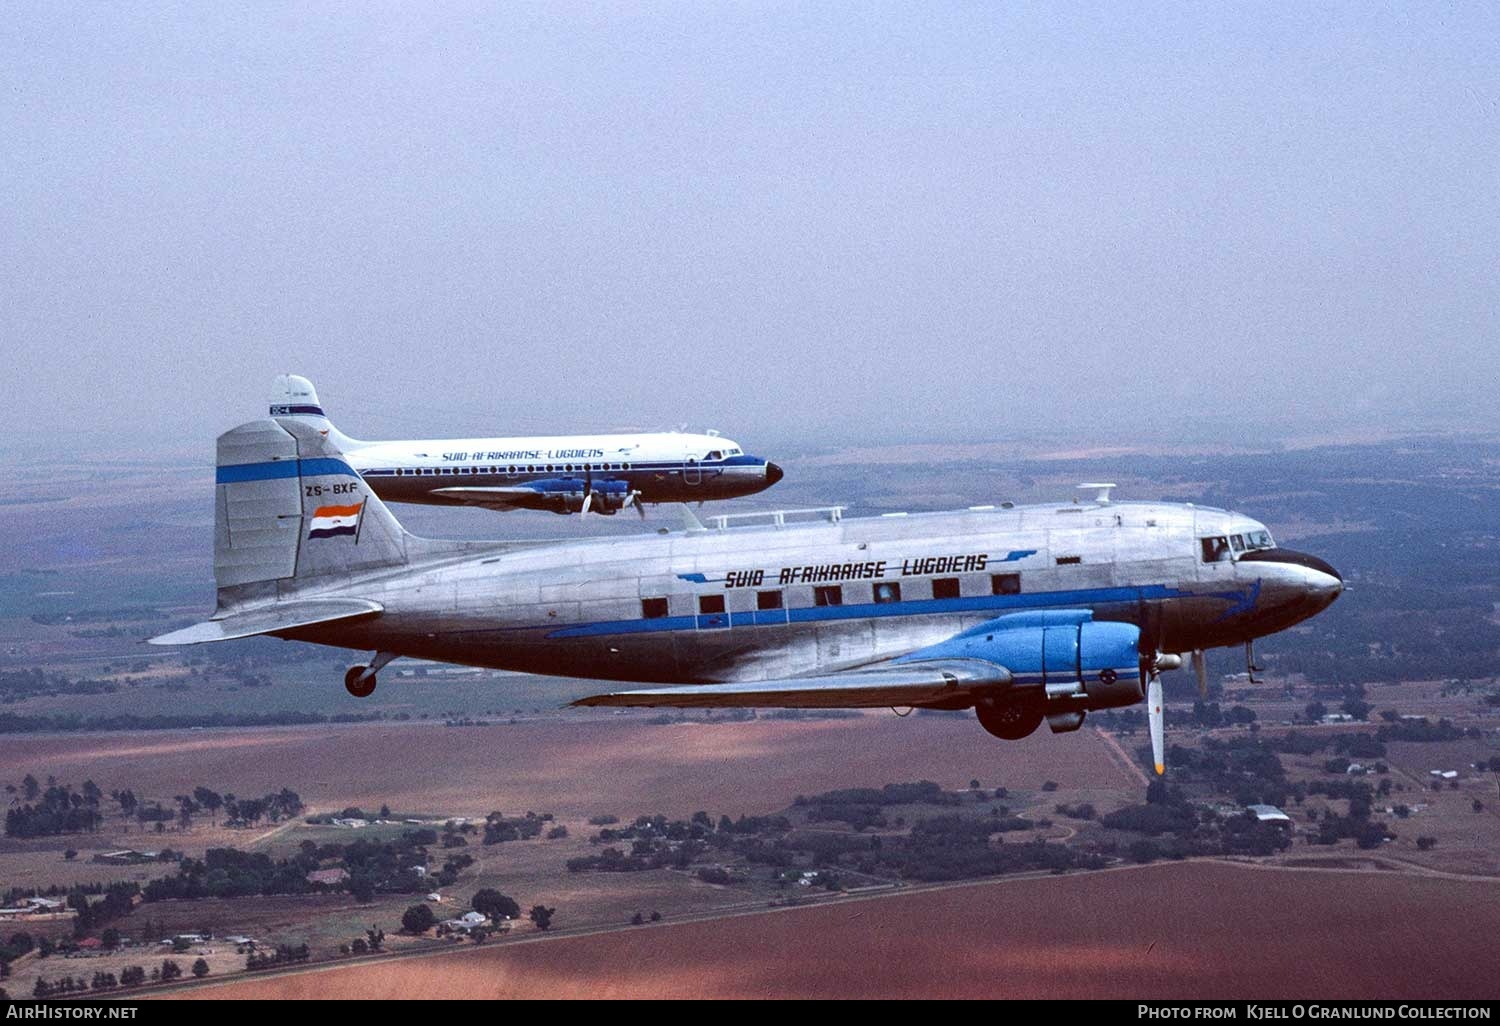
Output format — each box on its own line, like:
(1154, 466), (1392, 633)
(1144, 652), (1184, 776)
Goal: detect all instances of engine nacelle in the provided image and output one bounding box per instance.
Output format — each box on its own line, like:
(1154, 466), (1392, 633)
(531, 477), (633, 515)
(899, 610), (1143, 710)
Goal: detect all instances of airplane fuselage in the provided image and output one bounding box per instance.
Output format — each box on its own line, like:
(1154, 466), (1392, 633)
(283, 499), (1342, 685)
(345, 432), (781, 512)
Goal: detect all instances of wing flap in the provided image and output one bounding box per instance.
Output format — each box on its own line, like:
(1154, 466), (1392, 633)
(148, 598), (383, 645)
(572, 659), (1011, 709)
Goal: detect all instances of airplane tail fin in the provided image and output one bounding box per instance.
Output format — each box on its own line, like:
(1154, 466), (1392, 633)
(269, 374), (362, 451)
(212, 417), (409, 613)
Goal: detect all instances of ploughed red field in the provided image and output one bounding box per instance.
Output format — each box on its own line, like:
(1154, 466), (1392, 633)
(173, 861), (1500, 1000)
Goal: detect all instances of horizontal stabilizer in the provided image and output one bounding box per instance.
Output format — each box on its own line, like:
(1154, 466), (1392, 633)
(572, 659), (1011, 710)
(148, 599), (383, 646)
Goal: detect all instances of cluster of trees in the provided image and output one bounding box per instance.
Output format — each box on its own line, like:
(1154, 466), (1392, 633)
(1157, 735), (1293, 807)
(0, 668), (118, 700)
(803, 815), (1102, 883)
(337, 927), (385, 956)
(1188, 701), (1257, 727)
(569, 811), (787, 874)
(70, 883), (139, 935)
(482, 811), (552, 844)
(793, 781), (961, 831)
(1098, 783), (1294, 860)
(143, 829), (435, 903)
(4, 779), (105, 837)
(4, 776), (302, 837)
(1375, 718), (1469, 743)
(246, 944), (310, 972)
(30, 959), (205, 997)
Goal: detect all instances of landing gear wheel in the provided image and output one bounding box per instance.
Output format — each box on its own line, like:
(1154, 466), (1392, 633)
(975, 695), (1043, 740)
(344, 665), (376, 698)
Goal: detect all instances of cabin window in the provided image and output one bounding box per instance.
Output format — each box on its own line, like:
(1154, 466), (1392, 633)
(814, 586), (843, 607)
(698, 595), (726, 615)
(641, 598), (669, 619)
(873, 582), (901, 604)
(1055, 556), (1081, 565)
(1200, 536), (1232, 563)
(932, 577), (960, 600)
(757, 590), (783, 610)
(991, 573), (1021, 596)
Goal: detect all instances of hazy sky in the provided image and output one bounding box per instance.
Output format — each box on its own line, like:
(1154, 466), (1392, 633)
(3, 3), (1497, 454)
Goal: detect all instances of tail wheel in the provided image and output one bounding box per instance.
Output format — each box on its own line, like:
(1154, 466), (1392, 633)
(344, 665), (376, 698)
(975, 694), (1043, 740)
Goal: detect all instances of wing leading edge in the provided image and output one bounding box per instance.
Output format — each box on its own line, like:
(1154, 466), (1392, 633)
(571, 659), (1012, 710)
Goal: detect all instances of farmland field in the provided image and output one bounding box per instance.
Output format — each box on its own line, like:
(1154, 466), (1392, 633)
(175, 861), (1500, 1000)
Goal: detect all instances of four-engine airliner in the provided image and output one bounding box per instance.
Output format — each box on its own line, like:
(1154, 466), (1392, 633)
(151, 418), (1343, 774)
(270, 375), (783, 515)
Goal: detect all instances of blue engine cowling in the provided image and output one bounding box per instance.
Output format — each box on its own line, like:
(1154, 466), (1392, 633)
(897, 610), (1143, 710)
(528, 477), (632, 514)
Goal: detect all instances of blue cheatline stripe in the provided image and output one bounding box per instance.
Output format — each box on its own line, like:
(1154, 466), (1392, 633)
(215, 458), (360, 484)
(545, 583), (1211, 640)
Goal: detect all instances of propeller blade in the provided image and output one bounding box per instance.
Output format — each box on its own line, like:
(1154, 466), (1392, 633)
(1192, 649), (1208, 698)
(581, 492), (593, 516)
(1148, 673), (1165, 776)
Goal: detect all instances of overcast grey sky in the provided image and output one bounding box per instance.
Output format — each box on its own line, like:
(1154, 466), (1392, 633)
(3, 2), (1497, 453)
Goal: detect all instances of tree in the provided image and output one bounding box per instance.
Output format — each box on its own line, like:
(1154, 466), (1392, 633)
(101, 928), (121, 950)
(160, 960), (183, 982)
(528, 905), (555, 931)
(1305, 701), (1328, 721)
(349, 875), (376, 904)
(64, 849), (77, 861)
(366, 926), (384, 952)
(191, 959), (209, 979)
(471, 889), (520, 922)
(401, 904), (436, 934)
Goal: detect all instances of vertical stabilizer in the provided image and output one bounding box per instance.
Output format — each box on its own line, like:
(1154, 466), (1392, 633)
(213, 418), (409, 612)
(268, 374), (361, 451)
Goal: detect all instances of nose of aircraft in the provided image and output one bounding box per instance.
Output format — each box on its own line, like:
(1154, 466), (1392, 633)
(1239, 547), (1344, 613)
(765, 462), (784, 486)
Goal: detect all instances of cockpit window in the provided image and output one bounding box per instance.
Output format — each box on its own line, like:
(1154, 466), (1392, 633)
(1200, 536), (1232, 563)
(1246, 530), (1274, 549)
(1230, 534), (1246, 553)
(706, 451), (722, 461)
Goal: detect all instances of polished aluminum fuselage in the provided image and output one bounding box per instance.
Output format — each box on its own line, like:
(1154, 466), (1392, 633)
(282, 499), (1339, 685)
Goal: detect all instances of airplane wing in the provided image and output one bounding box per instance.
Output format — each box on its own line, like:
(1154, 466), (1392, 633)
(572, 659), (1012, 710)
(427, 486), (551, 511)
(428, 484), (637, 515)
(572, 610), (1145, 712)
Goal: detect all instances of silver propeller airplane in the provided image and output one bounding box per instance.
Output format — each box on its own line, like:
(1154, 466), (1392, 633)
(151, 418), (1343, 774)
